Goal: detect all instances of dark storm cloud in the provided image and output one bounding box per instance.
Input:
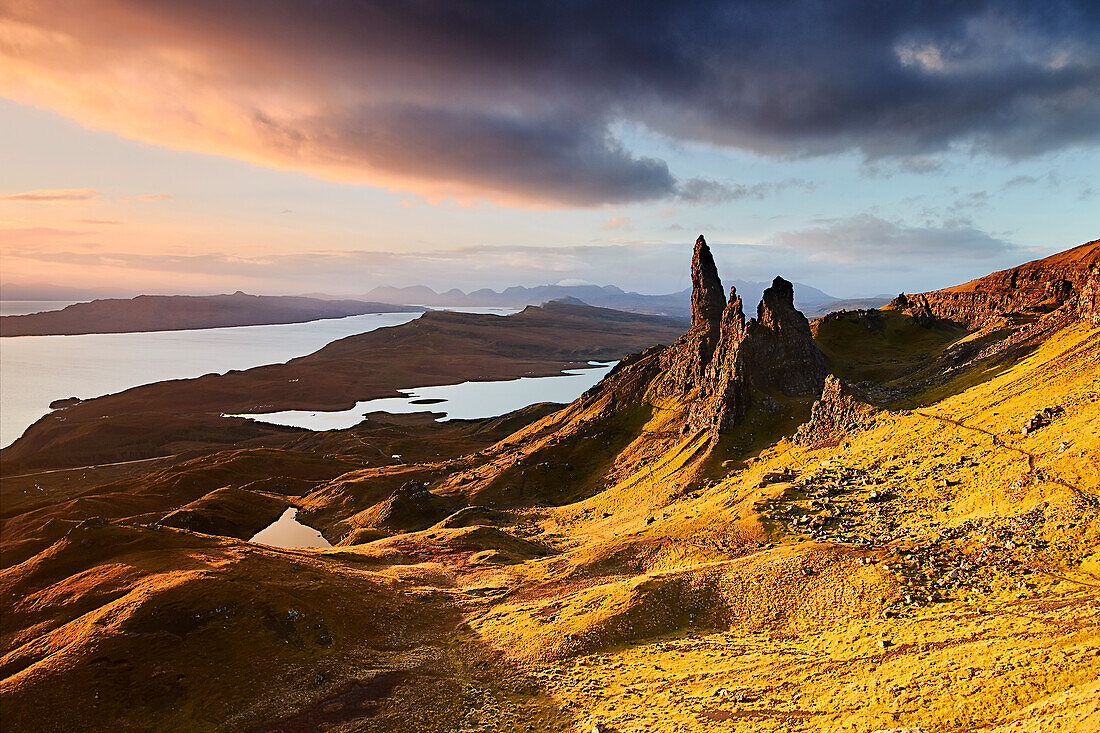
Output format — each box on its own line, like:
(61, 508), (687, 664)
(320, 105), (677, 206)
(5, 0), (1098, 205)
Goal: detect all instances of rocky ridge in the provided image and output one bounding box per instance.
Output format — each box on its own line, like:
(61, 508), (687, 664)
(892, 239), (1099, 328)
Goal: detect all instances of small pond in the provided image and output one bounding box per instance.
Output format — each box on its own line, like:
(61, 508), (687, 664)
(249, 508), (332, 549)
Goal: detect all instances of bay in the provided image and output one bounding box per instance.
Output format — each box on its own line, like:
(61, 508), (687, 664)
(0, 306), (518, 448)
(227, 361), (616, 431)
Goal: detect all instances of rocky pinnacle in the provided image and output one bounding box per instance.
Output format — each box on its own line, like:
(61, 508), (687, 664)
(690, 235), (727, 332)
(659, 239), (828, 432)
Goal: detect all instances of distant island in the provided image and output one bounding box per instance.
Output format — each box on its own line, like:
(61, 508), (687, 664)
(0, 292), (425, 337)
(329, 281), (888, 319)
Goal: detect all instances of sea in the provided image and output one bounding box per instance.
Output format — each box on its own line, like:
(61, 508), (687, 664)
(0, 303), (524, 449)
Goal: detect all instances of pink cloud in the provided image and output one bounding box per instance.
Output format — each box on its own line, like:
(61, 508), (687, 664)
(0, 188), (100, 203)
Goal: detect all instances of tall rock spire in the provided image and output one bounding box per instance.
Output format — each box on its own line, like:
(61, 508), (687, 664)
(662, 248), (828, 433)
(690, 235), (726, 332)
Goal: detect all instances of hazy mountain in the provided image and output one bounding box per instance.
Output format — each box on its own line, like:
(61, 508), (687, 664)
(356, 280), (836, 318)
(800, 297), (893, 318)
(0, 292), (424, 337)
(0, 282), (136, 301)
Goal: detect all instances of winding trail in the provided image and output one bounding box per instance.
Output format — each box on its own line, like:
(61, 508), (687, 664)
(915, 411), (1083, 495)
(916, 411), (1036, 470)
(2, 454), (177, 480)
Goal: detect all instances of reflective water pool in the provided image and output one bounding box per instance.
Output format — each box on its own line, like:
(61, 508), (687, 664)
(226, 361), (616, 431)
(249, 507), (331, 548)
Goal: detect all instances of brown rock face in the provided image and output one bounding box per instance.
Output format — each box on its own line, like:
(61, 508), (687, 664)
(745, 277), (828, 396)
(690, 277), (829, 430)
(1079, 262), (1100, 325)
(656, 239), (828, 432)
(892, 239), (1100, 327)
(690, 235), (727, 331)
(659, 235), (728, 393)
(794, 375), (878, 448)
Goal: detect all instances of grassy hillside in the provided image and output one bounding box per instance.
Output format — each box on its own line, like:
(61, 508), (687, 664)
(2, 312), (1097, 730)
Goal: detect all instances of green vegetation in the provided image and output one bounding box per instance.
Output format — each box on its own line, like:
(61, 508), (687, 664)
(813, 308), (966, 385)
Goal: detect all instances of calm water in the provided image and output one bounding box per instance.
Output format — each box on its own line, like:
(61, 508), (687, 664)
(250, 507), (331, 548)
(0, 306), (519, 448)
(226, 361), (616, 431)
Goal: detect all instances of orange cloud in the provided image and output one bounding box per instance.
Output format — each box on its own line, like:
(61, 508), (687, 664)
(136, 194), (172, 202)
(0, 188), (100, 202)
(600, 216), (633, 230)
(0, 2), (674, 208)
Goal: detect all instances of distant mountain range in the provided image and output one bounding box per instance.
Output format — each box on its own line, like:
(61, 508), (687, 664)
(3, 280), (892, 323)
(322, 282), (888, 319)
(0, 292), (425, 337)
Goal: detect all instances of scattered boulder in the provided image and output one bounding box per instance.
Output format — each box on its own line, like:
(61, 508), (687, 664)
(1021, 406), (1063, 435)
(758, 468), (797, 486)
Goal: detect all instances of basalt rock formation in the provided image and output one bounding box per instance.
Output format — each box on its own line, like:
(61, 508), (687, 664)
(655, 235), (828, 432)
(657, 236), (728, 393)
(891, 239), (1100, 327)
(793, 375), (879, 448)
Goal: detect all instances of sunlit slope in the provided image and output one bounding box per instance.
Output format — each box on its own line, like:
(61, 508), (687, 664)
(1, 305), (1096, 730)
(462, 322), (1100, 732)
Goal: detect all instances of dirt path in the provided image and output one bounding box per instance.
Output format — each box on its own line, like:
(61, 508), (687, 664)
(1, 454), (177, 480)
(915, 411), (1084, 495)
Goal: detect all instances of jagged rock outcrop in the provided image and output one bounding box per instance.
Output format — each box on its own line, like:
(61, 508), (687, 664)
(794, 375), (879, 447)
(690, 235), (727, 331)
(744, 277), (829, 396)
(654, 236), (828, 432)
(890, 293), (937, 326)
(1079, 265), (1100, 325)
(659, 236), (728, 393)
(891, 239), (1099, 328)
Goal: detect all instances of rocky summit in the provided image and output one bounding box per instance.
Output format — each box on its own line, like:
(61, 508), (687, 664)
(2, 237), (1099, 733)
(653, 235), (828, 432)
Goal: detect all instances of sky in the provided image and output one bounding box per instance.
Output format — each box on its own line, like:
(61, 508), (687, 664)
(1, 0), (1098, 299)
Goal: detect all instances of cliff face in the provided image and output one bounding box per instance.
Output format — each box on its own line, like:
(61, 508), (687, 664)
(654, 236), (828, 432)
(892, 239), (1100, 327)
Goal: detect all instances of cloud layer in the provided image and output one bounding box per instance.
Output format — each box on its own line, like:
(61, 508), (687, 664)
(0, 188), (100, 202)
(3, 217), (1029, 298)
(3, 1), (1097, 206)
